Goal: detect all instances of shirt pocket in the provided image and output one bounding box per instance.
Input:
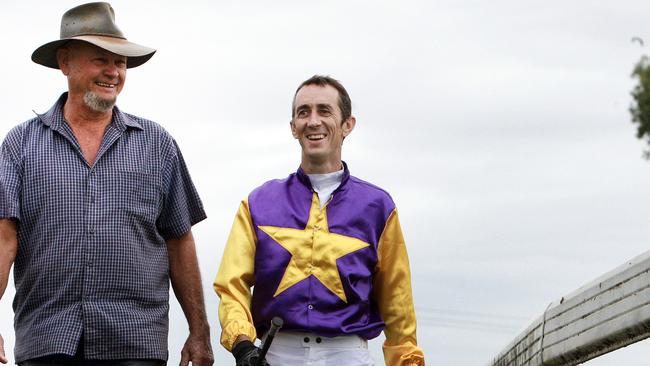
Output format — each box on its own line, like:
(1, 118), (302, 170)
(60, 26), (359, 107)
(115, 170), (161, 219)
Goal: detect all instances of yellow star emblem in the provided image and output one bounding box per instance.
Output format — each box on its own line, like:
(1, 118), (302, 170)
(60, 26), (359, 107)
(258, 194), (370, 303)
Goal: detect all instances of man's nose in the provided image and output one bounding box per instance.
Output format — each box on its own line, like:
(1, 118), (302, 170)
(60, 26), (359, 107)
(104, 64), (120, 78)
(307, 112), (321, 127)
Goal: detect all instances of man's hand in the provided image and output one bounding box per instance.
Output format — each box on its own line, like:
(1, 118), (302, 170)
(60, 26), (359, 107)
(232, 340), (269, 366)
(0, 334), (7, 364)
(179, 331), (213, 366)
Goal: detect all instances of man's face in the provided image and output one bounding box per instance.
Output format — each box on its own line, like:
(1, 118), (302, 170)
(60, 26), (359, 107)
(58, 42), (126, 112)
(291, 84), (355, 168)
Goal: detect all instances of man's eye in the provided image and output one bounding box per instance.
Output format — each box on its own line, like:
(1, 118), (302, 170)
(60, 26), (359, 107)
(297, 110), (308, 117)
(319, 110), (332, 116)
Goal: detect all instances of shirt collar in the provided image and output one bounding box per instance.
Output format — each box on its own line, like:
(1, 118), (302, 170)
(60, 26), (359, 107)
(296, 161), (351, 191)
(36, 92), (143, 132)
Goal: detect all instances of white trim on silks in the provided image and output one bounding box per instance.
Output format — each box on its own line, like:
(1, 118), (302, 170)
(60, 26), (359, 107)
(264, 331), (375, 366)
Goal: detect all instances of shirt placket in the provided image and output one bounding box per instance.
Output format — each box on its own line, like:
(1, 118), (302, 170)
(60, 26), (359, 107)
(79, 124), (121, 349)
(307, 193), (327, 322)
(83, 167), (98, 298)
(80, 159), (100, 353)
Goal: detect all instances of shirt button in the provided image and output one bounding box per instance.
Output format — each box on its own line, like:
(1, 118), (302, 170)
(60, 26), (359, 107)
(316, 337), (322, 344)
(308, 304), (314, 310)
(89, 227), (95, 234)
(304, 337), (310, 343)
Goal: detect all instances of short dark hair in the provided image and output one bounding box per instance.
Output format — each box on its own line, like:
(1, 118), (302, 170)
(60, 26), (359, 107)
(292, 75), (352, 122)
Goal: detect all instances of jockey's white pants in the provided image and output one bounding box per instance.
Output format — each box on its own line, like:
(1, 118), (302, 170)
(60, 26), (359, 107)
(265, 331), (375, 366)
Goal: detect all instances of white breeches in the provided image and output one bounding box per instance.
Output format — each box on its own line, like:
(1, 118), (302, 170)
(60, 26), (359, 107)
(265, 332), (375, 366)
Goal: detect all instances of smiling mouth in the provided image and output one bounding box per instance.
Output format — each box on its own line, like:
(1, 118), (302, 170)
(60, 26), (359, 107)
(96, 82), (117, 88)
(307, 134), (326, 140)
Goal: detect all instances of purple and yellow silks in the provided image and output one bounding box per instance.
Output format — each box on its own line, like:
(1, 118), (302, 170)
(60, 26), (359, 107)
(215, 164), (425, 365)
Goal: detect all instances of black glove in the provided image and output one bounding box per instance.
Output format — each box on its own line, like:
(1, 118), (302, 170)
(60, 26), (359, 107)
(232, 340), (270, 366)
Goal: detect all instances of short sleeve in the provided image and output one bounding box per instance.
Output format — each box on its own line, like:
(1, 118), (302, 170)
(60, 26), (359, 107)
(156, 138), (206, 239)
(0, 127), (23, 221)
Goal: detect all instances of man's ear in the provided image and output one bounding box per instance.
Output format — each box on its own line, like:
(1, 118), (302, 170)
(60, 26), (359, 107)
(342, 116), (356, 138)
(290, 120), (298, 139)
(56, 47), (70, 76)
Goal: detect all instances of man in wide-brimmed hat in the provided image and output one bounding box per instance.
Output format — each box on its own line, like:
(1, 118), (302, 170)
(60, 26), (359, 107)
(0, 3), (213, 366)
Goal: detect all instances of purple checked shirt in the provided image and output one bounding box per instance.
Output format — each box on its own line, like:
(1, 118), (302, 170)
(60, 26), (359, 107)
(0, 93), (206, 362)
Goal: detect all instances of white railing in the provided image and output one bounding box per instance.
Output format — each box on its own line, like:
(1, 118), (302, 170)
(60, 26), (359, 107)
(488, 250), (650, 366)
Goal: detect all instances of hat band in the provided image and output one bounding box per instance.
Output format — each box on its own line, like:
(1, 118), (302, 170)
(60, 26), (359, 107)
(64, 32), (127, 41)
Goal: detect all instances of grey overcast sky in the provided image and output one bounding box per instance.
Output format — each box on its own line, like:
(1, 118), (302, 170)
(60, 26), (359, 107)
(2, 1), (650, 365)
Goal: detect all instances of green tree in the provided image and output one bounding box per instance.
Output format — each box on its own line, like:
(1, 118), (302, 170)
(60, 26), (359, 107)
(630, 55), (650, 158)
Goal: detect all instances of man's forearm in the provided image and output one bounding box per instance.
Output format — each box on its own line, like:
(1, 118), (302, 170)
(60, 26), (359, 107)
(167, 231), (210, 334)
(0, 219), (17, 300)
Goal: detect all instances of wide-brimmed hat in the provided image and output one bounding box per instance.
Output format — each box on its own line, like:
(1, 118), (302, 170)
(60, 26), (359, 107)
(32, 2), (156, 69)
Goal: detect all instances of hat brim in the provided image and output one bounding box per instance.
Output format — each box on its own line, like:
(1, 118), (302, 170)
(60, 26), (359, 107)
(32, 35), (156, 69)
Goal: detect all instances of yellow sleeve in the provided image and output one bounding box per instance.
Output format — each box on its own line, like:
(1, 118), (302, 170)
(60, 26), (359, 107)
(373, 209), (426, 366)
(213, 198), (258, 351)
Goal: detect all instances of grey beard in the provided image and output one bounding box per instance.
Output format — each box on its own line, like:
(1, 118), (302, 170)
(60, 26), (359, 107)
(84, 91), (116, 113)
